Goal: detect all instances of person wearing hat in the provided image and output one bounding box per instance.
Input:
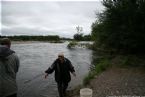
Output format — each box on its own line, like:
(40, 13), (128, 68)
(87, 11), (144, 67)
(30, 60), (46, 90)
(0, 38), (20, 97)
(44, 53), (76, 97)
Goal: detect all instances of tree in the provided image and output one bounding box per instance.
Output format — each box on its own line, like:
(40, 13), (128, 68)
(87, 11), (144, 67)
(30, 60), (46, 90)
(92, 0), (145, 54)
(73, 33), (83, 41)
(74, 26), (83, 40)
(76, 26), (83, 33)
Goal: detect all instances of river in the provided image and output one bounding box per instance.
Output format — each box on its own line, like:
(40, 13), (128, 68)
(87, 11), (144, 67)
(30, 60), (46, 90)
(11, 42), (92, 97)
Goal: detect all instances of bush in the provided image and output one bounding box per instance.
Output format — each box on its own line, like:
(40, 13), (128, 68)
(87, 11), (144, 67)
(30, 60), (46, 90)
(67, 41), (78, 48)
(91, 0), (145, 54)
(83, 58), (110, 85)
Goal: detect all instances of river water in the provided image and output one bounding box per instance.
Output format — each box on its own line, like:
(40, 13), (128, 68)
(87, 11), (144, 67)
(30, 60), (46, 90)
(11, 42), (92, 97)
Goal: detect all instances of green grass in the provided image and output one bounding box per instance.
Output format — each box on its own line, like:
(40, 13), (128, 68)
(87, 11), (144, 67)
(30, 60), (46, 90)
(83, 58), (110, 85)
(116, 55), (145, 68)
(67, 41), (78, 48)
(83, 54), (145, 86)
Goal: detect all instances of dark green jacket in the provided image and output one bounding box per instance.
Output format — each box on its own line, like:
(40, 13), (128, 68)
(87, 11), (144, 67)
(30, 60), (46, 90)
(45, 58), (75, 83)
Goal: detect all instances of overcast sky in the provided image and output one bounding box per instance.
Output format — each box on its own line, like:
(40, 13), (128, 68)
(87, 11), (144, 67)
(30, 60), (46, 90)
(1, 1), (104, 38)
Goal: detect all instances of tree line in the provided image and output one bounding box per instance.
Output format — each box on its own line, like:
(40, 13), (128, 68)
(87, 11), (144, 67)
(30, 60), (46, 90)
(73, 26), (92, 41)
(0, 35), (60, 41)
(0, 34), (92, 42)
(91, 0), (145, 54)
(73, 33), (92, 41)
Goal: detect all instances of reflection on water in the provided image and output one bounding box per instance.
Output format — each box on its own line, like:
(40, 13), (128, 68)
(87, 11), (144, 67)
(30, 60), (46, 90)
(11, 42), (92, 97)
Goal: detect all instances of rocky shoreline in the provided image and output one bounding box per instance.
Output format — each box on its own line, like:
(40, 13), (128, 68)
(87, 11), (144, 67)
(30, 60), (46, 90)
(70, 66), (145, 97)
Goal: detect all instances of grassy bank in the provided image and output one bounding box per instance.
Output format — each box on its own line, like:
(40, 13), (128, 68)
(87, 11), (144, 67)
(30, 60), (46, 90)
(83, 57), (111, 85)
(84, 54), (145, 85)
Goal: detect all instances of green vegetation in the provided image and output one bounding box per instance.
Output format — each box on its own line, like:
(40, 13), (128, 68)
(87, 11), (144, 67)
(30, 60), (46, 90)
(83, 53), (145, 86)
(88, 0), (145, 84)
(0, 35), (61, 42)
(73, 33), (83, 41)
(73, 33), (92, 41)
(67, 41), (78, 48)
(67, 41), (93, 49)
(83, 56), (111, 85)
(83, 0), (145, 85)
(74, 25), (92, 41)
(111, 55), (145, 67)
(91, 0), (145, 54)
(69, 0), (145, 96)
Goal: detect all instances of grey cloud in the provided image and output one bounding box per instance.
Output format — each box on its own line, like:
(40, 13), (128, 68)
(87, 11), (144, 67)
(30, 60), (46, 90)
(2, 27), (71, 37)
(1, 1), (104, 38)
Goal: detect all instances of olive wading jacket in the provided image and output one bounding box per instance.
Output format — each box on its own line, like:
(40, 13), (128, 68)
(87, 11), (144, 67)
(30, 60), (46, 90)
(45, 58), (75, 83)
(0, 45), (20, 97)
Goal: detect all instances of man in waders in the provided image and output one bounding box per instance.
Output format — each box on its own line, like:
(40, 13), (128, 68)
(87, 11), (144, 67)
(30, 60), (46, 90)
(44, 53), (76, 97)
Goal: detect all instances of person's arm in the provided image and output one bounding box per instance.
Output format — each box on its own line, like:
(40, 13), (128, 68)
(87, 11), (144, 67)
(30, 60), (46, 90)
(15, 54), (20, 73)
(44, 60), (56, 78)
(67, 59), (76, 77)
(13, 53), (20, 73)
(72, 72), (76, 77)
(44, 73), (49, 79)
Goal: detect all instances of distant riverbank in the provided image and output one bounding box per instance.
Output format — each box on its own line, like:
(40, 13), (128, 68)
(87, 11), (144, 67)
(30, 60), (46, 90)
(11, 40), (64, 44)
(12, 41), (41, 44)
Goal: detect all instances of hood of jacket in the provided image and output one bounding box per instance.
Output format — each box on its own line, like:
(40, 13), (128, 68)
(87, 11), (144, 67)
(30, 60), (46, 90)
(0, 45), (15, 59)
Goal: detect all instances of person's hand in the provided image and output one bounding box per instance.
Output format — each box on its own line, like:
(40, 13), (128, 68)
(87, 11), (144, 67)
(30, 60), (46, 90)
(44, 73), (48, 79)
(72, 72), (76, 77)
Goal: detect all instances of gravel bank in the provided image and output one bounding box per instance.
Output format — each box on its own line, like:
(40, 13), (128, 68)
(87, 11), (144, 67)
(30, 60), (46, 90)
(72, 67), (145, 97)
